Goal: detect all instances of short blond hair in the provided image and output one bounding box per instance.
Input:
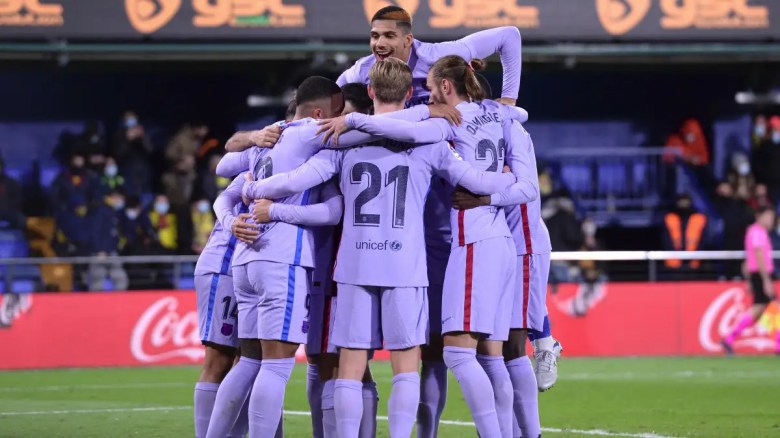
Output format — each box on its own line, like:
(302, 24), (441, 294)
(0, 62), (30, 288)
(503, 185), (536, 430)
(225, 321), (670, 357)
(368, 57), (412, 104)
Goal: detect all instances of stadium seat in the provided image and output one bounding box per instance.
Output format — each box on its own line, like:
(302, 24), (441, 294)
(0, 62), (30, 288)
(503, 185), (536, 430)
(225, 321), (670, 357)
(559, 162), (592, 196)
(0, 230), (29, 258)
(597, 162), (628, 196)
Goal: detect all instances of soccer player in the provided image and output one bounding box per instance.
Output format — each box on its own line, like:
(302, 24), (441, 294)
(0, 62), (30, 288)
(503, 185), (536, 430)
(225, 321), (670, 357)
(241, 57), (524, 438)
(338, 6), (521, 108)
(323, 55), (536, 437)
(722, 206), (777, 355)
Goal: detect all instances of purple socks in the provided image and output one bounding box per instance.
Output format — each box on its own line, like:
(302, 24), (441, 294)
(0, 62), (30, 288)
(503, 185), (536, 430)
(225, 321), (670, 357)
(307, 363), (324, 438)
(443, 346), (501, 437)
(506, 356), (540, 438)
(478, 355), (514, 438)
(417, 360), (448, 438)
(194, 382), (219, 438)
(248, 358), (295, 437)
(206, 357), (261, 438)
(335, 379), (363, 438)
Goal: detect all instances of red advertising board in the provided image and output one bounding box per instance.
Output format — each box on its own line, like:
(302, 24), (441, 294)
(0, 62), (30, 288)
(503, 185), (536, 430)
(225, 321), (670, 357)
(0, 282), (778, 369)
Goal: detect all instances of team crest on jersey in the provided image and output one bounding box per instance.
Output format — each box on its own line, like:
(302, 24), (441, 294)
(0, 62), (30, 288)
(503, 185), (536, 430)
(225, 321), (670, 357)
(301, 319), (310, 334)
(221, 323), (234, 336)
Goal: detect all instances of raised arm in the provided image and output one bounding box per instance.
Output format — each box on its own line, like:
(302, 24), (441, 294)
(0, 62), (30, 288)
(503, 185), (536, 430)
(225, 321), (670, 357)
(242, 149), (341, 200)
(215, 150), (251, 178)
(432, 143), (517, 195)
(345, 113), (451, 144)
(427, 27), (522, 101)
(489, 121), (539, 206)
(225, 125), (282, 152)
(267, 179), (343, 226)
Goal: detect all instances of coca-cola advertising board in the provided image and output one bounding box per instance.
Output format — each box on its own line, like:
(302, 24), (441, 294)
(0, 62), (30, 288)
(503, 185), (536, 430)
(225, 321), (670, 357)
(0, 283), (778, 369)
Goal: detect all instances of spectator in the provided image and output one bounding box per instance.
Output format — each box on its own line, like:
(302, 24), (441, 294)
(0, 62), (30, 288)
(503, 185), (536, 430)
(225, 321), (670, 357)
(751, 114), (768, 148)
(149, 194), (178, 251)
(761, 116), (780, 203)
(78, 121), (107, 173)
(162, 154), (196, 211)
(727, 152), (756, 202)
(113, 111), (153, 195)
(190, 198), (214, 254)
(0, 155), (24, 229)
(50, 150), (101, 219)
(165, 123), (209, 167)
(772, 215), (780, 272)
(197, 154), (224, 203)
(713, 181), (753, 279)
(543, 196), (584, 283)
(662, 194), (707, 277)
(747, 183), (774, 211)
(665, 118), (710, 166)
(117, 195), (158, 255)
(570, 218), (607, 316)
(99, 156), (126, 195)
(87, 189), (129, 291)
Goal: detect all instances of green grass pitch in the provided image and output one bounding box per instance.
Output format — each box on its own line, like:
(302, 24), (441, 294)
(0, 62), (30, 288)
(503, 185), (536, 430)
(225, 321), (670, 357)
(1, 357), (778, 437)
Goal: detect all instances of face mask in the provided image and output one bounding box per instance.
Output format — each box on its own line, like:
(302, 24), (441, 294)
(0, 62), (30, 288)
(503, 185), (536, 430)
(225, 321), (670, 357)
(105, 165), (118, 177)
(126, 209), (139, 220)
(113, 199), (125, 211)
(737, 162), (751, 176)
(197, 201), (210, 214)
(124, 117), (138, 129)
(583, 222), (597, 236)
(772, 132), (780, 144)
(685, 133), (696, 143)
(754, 125), (766, 138)
(154, 202), (169, 215)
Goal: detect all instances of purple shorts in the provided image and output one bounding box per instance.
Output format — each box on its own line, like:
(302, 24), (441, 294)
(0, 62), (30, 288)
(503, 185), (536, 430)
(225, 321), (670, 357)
(331, 283), (428, 351)
(509, 252), (550, 332)
(232, 260), (310, 344)
(442, 237), (516, 341)
(196, 273), (239, 349)
(306, 293), (337, 356)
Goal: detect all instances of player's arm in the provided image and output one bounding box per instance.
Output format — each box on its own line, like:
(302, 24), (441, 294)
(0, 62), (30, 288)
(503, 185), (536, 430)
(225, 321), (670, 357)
(344, 112), (452, 144)
(214, 172), (258, 243)
(242, 149), (341, 200)
(256, 179), (343, 226)
(225, 125), (282, 152)
(489, 121), (539, 206)
(428, 27), (521, 102)
(432, 143), (517, 195)
(215, 150), (251, 178)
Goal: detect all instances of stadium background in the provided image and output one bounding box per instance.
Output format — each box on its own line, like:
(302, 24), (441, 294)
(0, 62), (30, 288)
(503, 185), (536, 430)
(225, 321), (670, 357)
(1, 1), (780, 437)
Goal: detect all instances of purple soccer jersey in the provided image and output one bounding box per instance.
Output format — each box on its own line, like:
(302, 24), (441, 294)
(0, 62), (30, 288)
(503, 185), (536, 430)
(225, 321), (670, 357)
(345, 101), (537, 246)
(242, 134), (518, 288)
(337, 27), (522, 106)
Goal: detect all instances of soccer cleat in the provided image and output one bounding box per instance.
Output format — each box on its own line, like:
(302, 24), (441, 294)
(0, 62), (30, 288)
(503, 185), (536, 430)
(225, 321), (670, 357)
(721, 340), (734, 356)
(535, 340), (563, 392)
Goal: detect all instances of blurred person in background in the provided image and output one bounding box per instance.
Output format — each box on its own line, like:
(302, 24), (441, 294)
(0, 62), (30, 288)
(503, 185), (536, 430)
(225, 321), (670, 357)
(543, 195), (583, 285)
(285, 99), (297, 121)
(760, 116), (780, 203)
(747, 183), (774, 211)
(189, 198), (214, 254)
(99, 156), (126, 195)
(87, 188), (128, 291)
(162, 154), (197, 252)
(50, 151), (101, 216)
(726, 152), (755, 202)
(149, 194), (178, 252)
(570, 218), (606, 317)
(713, 181), (753, 279)
(197, 154), (226, 203)
(751, 114), (768, 148)
(722, 207), (777, 355)
(78, 120), (107, 173)
(665, 118), (710, 167)
(772, 215), (780, 273)
(165, 122), (209, 167)
(0, 155), (24, 229)
(662, 194), (707, 278)
(113, 110), (154, 195)
(118, 195), (158, 255)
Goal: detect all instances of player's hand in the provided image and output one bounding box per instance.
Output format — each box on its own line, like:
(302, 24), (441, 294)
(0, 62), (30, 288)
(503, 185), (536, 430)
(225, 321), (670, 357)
(764, 277), (775, 299)
(495, 97), (516, 107)
(317, 116), (349, 146)
(428, 103), (461, 126)
(253, 199), (273, 224)
(231, 213), (259, 244)
(250, 125), (281, 148)
(503, 164), (511, 173)
(242, 172), (254, 205)
(451, 187), (491, 210)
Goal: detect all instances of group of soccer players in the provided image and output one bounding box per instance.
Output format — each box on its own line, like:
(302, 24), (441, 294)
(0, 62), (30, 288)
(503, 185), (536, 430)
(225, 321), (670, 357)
(192, 6), (561, 438)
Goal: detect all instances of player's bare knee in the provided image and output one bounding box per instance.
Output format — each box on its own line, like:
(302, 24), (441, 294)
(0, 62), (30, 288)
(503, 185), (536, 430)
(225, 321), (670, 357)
(503, 329), (528, 360)
(443, 332), (480, 349)
(240, 339), (263, 360)
(261, 340), (299, 359)
(390, 346), (420, 375)
(339, 349), (368, 380)
(421, 334), (444, 362)
(200, 343), (236, 383)
(476, 340), (503, 357)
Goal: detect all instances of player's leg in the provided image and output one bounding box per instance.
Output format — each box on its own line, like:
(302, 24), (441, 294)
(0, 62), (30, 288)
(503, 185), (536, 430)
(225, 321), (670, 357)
(249, 262), (309, 437)
(476, 237), (516, 438)
(318, 294), (340, 438)
(441, 242), (501, 437)
(194, 273), (238, 438)
(526, 252), (562, 391)
(306, 292), (326, 438)
(360, 364), (379, 438)
(206, 266), (262, 438)
(418, 246), (448, 438)
(722, 273), (770, 354)
(506, 254), (541, 438)
(332, 284), (381, 438)
(382, 286), (428, 438)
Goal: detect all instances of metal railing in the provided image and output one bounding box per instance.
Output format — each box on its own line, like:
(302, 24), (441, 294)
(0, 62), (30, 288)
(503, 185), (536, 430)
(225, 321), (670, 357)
(1, 251), (779, 292)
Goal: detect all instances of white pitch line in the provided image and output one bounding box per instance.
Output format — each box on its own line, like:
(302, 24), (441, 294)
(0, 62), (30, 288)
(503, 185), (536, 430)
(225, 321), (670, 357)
(0, 405), (677, 438)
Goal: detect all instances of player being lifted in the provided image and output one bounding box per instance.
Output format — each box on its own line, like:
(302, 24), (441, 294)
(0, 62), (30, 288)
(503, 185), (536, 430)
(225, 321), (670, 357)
(320, 55), (537, 437)
(241, 57), (527, 438)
